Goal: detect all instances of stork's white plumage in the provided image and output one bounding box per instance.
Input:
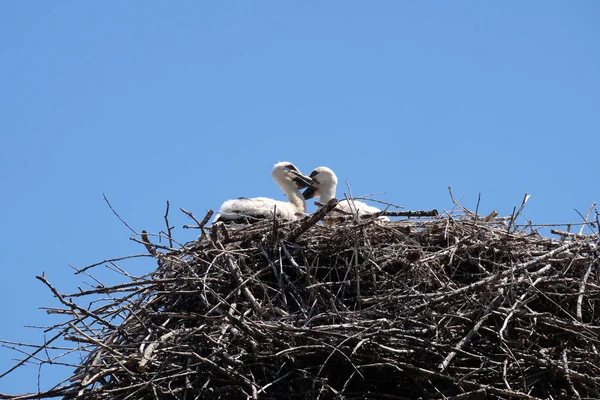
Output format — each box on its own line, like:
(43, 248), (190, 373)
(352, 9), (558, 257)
(303, 166), (389, 225)
(213, 162), (312, 224)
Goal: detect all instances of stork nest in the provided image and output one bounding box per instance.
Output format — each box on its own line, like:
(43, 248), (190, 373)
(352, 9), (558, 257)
(1, 199), (600, 400)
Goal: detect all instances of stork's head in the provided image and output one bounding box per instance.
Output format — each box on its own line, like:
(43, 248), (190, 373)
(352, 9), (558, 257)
(271, 162), (313, 190)
(302, 166), (338, 199)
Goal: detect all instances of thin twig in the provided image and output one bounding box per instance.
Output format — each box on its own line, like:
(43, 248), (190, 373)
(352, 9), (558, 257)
(103, 193), (137, 235)
(163, 200), (174, 248)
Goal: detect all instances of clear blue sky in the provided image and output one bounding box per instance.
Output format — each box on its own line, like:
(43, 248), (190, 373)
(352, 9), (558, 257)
(1, 1), (598, 395)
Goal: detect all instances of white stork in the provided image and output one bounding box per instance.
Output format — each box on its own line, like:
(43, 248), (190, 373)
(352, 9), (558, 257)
(213, 162), (313, 224)
(303, 166), (389, 225)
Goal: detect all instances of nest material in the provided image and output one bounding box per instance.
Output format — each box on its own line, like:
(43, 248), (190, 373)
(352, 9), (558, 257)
(1, 202), (600, 400)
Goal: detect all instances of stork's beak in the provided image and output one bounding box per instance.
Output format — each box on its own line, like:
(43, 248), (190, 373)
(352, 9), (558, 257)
(302, 185), (318, 200)
(290, 171), (313, 189)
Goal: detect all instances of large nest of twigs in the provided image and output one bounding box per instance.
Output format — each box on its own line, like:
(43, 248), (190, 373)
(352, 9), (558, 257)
(2, 199), (600, 400)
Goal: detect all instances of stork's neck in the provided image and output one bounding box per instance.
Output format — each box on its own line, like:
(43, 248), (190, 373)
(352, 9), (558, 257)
(287, 189), (307, 212)
(319, 182), (337, 204)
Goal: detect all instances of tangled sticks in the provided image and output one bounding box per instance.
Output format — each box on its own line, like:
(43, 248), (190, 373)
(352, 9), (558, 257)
(1, 203), (599, 400)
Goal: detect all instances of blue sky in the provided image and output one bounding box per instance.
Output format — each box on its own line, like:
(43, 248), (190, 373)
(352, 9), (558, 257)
(0, 1), (598, 394)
